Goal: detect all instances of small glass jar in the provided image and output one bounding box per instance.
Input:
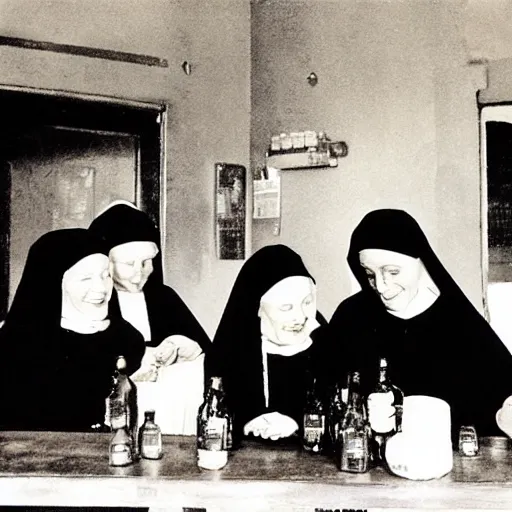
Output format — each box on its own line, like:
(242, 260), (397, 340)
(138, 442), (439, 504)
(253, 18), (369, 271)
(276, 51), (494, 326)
(458, 425), (479, 457)
(139, 410), (163, 460)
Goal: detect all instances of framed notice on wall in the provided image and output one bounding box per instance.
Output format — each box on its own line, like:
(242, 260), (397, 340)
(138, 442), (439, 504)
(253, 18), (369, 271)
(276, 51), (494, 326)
(52, 166), (96, 229)
(215, 163), (246, 260)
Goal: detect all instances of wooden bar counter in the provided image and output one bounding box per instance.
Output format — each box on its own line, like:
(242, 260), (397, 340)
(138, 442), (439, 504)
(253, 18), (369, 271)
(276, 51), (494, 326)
(1, 431), (512, 511)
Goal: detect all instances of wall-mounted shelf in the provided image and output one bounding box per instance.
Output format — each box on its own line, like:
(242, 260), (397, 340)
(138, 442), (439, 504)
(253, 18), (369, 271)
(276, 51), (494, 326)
(266, 149), (335, 170)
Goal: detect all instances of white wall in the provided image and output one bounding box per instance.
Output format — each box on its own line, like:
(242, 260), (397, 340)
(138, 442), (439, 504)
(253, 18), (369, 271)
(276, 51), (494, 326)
(251, 0), (488, 320)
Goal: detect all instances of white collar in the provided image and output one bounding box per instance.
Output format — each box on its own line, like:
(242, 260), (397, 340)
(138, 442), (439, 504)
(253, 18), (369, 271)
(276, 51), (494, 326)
(116, 290), (151, 341)
(60, 317), (110, 334)
(261, 335), (313, 356)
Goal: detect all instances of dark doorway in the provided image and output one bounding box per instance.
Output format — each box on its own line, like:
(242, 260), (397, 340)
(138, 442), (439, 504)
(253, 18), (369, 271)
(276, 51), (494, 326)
(486, 119), (512, 282)
(0, 89), (164, 319)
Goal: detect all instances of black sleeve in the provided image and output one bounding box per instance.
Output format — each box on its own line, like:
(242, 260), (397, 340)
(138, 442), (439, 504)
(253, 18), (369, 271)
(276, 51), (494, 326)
(109, 319), (146, 376)
(326, 294), (365, 385)
(308, 312), (333, 404)
(147, 286), (211, 352)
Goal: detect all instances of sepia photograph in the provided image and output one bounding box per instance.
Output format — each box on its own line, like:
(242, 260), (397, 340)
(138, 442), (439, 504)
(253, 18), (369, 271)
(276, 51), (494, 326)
(0, 0), (512, 511)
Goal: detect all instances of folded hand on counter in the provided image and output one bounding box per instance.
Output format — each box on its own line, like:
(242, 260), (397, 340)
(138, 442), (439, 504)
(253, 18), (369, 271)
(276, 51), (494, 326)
(243, 412), (299, 440)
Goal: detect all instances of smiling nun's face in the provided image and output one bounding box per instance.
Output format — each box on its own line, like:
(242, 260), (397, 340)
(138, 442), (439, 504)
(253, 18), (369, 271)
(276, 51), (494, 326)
(61, 253), (113, 321)
(358, 248), (424, 314)
(109, 241), (159, 293)
(258, 275), (317, 346)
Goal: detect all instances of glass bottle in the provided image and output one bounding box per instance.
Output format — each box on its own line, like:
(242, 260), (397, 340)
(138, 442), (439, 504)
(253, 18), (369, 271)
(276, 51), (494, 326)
(458, 425), (479, 457)
(302, 377), (326, 453)
(327, 381), (346, 453)
(219, 384), (233, 451)
(139, 410), (163, 460)
(337, 371), (371, 473)
(197, 376), (232, 470)
(109, 427), (133, 467)
(367, 357), (404, 465)
(107, 355), (139, 458)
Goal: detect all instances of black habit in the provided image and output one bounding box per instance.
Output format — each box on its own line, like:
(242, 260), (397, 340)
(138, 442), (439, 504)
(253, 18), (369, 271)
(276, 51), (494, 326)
(89, 204), (211, 351)
(329, 209), (512, 438)
(207, 244), (329, 442)
(0, 229), (145, 431)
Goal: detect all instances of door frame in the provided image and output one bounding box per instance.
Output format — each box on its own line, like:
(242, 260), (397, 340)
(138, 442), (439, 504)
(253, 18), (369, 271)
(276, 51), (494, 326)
(0, 84), (168, 314)
(479, 104), (512, 322)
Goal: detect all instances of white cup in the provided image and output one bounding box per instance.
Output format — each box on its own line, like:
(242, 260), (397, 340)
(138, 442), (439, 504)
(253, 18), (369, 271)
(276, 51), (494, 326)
(385, 395), (453, 480)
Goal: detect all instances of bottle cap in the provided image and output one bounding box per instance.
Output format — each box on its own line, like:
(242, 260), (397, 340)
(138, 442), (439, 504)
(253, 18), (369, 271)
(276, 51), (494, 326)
(211, 376), (223, 390)
(144, 410), (156, 420)
(116, 355), (127, 371)
(351, 371), (361, 384)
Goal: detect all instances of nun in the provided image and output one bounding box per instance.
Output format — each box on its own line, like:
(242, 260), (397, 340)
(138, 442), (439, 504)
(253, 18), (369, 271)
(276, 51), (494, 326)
(207, 244), (329, 444)
(0, 229), (145, 431)
(329, 209), (512, 439)
(89, 202), (210, 434)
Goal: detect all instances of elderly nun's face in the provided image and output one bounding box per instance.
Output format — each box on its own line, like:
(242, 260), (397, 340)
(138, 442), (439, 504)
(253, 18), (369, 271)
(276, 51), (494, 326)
(259, 276), (316, 346)
(109, 241), (159, 293)
(61, 253), (113, 321)
(359, 248), (424, 313)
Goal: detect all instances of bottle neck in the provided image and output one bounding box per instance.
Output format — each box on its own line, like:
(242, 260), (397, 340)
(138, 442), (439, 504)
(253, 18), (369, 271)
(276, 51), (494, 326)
(205, 386), (220, 407)
(144, 413), (155, 423)
(210, 376), (223, 392)
(349, 388), (362, 408)
(116, 356), (127, 373)
(378, 368), (387, 384)
(348, 373), (362, 408)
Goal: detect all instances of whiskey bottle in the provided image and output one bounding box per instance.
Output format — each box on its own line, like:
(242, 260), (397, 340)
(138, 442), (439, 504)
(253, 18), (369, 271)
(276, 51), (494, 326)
(367, 357), (404, 464)
(197, 376), (232, 470)
(302, 378), (326, 453)
(107, 355), (139, 458)
(338, 371), (371, 473)
(327, 381), (346, 452)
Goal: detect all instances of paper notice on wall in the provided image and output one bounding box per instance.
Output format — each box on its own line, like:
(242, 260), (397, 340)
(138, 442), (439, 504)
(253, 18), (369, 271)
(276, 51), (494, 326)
(253, 175), (281, 219)
(52, 166), (96, 229)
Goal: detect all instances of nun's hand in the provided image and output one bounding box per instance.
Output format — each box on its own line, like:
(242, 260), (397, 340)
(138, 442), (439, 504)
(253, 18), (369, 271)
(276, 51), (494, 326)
(131, 349), (160, 382)
(243, 412), (299, 440)
(130, 363), (159, 382)
(154, 338), (179, 367)
(165, 335), (203, 363)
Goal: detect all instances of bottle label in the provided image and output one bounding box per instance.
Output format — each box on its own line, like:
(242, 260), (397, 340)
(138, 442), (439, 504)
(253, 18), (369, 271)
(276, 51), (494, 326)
(201, 417), (227, 451)
(340, 432), (368, 472)
(109, 397), (128, 430)
(460, 441), (478, 456)
(368, 391), (396, 433)
(110, 445), (132, 466)
(197, 448), (228, 470)
(304, 413), (324, 429)
(141, 432), (162, 459)
(142, 445), (163, 459)
(303, 414), (325, 452)
(346, 437), (364, 455)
